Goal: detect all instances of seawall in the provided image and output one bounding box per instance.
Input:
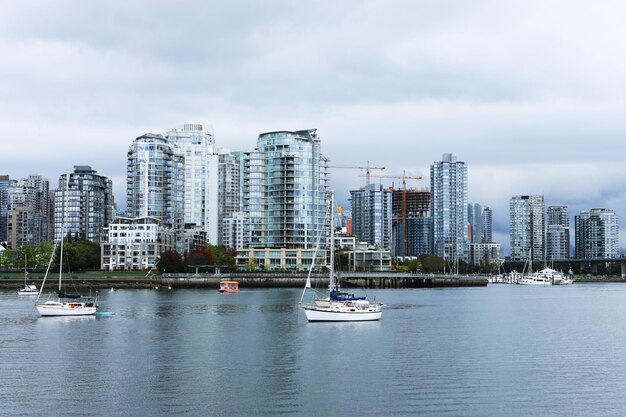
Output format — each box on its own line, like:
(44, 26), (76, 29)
(0, 272), (488, 289)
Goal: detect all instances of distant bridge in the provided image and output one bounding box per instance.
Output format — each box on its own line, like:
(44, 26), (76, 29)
(543, 257), (626, 276)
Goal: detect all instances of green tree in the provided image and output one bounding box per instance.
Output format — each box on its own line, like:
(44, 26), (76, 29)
(157, 250), (186, 273)
(403, 259), (422, 273)
(0, 249), (16, 269)
(419, 254), (445, 273)
(57, 240), (102, 271)
(247, 257), (259, 271)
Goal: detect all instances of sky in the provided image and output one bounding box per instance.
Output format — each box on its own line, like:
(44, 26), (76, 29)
(2, 0), (626, 254)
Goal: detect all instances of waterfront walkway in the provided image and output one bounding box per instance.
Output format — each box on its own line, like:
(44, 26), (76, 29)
(0, 272), (488, 289)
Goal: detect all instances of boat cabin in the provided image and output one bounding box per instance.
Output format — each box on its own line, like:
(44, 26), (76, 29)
(218, 280), (239, 293)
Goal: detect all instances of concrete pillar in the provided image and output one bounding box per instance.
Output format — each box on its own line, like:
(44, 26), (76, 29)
(621, 261), (626, 279)
(591, 263), (598, 275)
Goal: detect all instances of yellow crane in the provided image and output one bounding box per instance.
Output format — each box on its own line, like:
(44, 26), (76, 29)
(364, 171), (424, 257)
(327, 160), (385, 185)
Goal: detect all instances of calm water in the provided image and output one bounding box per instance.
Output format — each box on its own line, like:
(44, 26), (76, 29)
(1, 284), (626, 416)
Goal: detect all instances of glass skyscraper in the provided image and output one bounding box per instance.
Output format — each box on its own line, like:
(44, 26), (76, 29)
(575, 208), (619, 259)
(218, 151), (244, 247)
(0, 175), (9, 243)
(127, 133), (184, 250)
(246, 129), (327, 249)
(509, 195), (545, 261)
(546, 205), (570, 260)
(481, 206), (493, 243)
(467, 203), (482, 244)
(351, 183), (393, 249)
(165, 124), (219, 244)
(54, 166), (114, 243)
(430, 153), (468, 262)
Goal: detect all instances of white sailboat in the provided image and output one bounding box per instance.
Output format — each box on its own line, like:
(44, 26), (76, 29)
(17, 256), (38, 296)
(301, 192), (382, 322)
(35, 176), (97, 316)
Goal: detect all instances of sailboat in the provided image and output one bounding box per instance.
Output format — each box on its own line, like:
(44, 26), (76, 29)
(35, 177), (97, 316)
(17, 256), (38, 296)
(301, 192), (383, 322)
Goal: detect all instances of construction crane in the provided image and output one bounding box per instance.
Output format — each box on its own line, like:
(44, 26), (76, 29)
(365, 171), (423, 258)
(327, 160), (385, 185)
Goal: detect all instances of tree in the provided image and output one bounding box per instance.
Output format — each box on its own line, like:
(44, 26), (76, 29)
(157, 250), (185, 273)
(419, 254), (444, 273)
(59, 240), (102, 271)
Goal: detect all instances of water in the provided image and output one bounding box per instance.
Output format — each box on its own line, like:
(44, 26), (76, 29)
(2, 284), (626, 416)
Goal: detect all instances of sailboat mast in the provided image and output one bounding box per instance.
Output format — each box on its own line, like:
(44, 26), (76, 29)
(329, 192), (335, 290)
(59, 172), (70, 292)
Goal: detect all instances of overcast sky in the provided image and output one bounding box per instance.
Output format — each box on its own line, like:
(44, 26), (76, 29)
(3, 0), (626, 254)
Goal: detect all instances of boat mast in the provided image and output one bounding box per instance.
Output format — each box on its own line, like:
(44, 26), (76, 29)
(329, 192), (335, 291)
(59, 171), (70, 293)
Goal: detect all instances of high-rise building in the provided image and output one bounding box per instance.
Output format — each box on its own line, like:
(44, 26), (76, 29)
(575, 208), (619, 259)
(7, 175), (51, 249)
(481, 206), (493, 243)
(243, 149), (264, 248)
(0, 175), (9, 243)
(546, 206), (570, 260)
(54, 166), (114, 244)
(218, 151), (244, 247)
(126, 133), (185, 251)
(392, 189), (430, 257)
(467, 203), (482, 244)
(165, 124), (219, 244)
(221, 211), (247, 250)
(509, 195), (545, 261)
(351, 183), (393, 249)
(430, 153), (468, 262)
(245, 129), (328, 249)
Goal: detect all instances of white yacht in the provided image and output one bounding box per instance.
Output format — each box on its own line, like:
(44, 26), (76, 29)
(517, 272), (552, 285)
(301, 193), (382, 322)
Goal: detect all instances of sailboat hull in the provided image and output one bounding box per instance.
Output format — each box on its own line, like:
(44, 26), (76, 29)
(36, 301), (97, 316)
(303, 307), (382, 322)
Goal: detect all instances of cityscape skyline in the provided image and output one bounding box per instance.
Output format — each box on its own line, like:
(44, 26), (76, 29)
(3, 2), (626, 252)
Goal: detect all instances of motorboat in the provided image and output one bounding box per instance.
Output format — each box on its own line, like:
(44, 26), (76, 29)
(517, 273), (552, 285)
(218, 280), (239, 293)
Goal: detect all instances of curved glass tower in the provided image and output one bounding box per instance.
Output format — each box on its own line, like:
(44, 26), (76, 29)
(250, 129), (327, 249)
(126, 134), (184, 249)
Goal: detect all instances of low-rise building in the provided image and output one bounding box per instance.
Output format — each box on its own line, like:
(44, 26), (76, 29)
(468, 242), (501, 268)
(236, 247), (325, 271)
(101, 217), (175, 271)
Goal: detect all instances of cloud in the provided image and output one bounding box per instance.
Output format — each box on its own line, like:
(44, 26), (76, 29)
(2, 0), (626, 254)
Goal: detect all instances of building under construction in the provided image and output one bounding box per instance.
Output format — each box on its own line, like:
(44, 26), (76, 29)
(392, 189), (431, 258)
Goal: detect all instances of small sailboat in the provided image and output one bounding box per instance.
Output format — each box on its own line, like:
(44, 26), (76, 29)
(35, 177), (97, 316)
(301, 192), (382, 322)
(17, 256), (38, 296)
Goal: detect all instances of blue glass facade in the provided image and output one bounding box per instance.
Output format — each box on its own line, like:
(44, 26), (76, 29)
(54, 166), (113, 244)
(127, 134), (184, 250)
(509, 195), (545, 261)
(246, 129), (327, 249)
(430, 153), (468, 261)
(351, 184), (393, 249)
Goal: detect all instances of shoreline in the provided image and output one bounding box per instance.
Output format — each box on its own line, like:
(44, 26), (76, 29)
(3, 271), (623, 290)
(1, 272), (489, 289)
